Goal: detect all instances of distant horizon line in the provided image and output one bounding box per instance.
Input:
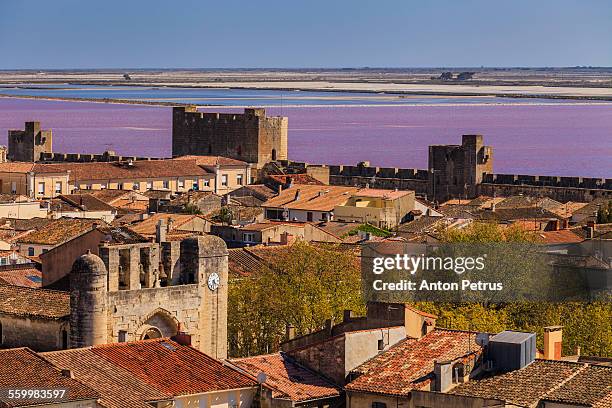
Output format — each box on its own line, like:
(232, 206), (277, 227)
(1, 66), (612, 72)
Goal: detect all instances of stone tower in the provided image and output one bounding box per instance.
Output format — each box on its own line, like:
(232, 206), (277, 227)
(67, 237), (229, 357)
(172, 106), (288, 170)
(428, 134), (493, 202)
(180, 235), (228, 359)
(8, 121), (53, 162)
(69, 251), (108, 348)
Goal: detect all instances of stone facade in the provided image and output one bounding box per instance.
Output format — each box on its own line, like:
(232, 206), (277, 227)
(172, 106), (288, 169)
(428, 134), (493, 202)
(284, 135), (610, 203)
(69, 236), (229, 359)
(8, 121), (53, 162)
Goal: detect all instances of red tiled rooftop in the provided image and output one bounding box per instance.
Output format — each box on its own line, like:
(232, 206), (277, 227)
(537, 229), (584, 244)
(345, 329), (481, 396)
(43, 348), (172, 408)
(231, 353), (340, 402)
(0, 348), (99, 407)
(0, 267), (42, 288)
(91, 339), (257, 396)
(173, 155), (247, 167)
(451, 360), (610, 407)
(0, 284), (69, 319)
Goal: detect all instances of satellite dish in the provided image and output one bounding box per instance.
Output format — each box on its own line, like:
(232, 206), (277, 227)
(257, 372), (268, 384)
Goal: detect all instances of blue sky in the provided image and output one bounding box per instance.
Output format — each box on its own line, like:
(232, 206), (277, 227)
(1, 0), (610, 69)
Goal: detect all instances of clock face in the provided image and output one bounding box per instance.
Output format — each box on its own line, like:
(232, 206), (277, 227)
(207, 273), (220, 291)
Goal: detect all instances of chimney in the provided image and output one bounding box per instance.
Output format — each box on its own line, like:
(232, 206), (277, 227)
(433, 360), (453, 392)
(285, 324), (296, 341)
(156, 219), (167, 243)
(404, 306), (436, 339)
(293, 189), (301, 202)
(543, 326), (563, 360)
(171, 325), (192, 346)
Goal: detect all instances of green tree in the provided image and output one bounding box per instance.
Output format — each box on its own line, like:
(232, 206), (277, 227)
(228, 241), (365, 357)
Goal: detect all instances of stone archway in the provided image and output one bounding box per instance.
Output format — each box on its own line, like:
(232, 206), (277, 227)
(135, 308), (179, 340)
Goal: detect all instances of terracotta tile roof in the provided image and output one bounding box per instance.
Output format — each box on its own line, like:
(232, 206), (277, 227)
(230, 184), (277, 200)
(351, 188), (412, 200)
(173, 155), (247, 167)
(232, 353), (340, 402)
(0, 162), (35, 173)
(450, 360), (605, 407)
(537, 229), (584, 244)
(0, 348), (99, 408)
(543, 364), (612, 407)
(33, 159), (208, 182)
(55, 194), (117, 212)
(263, 185), (358, 212)
(91, 339), (257, 396)
(228, 245), (293, 278)
(128, 213), (204, 236)
(0, 267), (42, 288)
(0, 284), (69, 319)
(42, 348), (172, 408)
(345, 329), (481, 396)
(549, 201), (589, 218)
(0, 217), (54, 232)
(17, 218), (103, 246)
(496, 196), (563, 211)
(313, 221), (362, 239)
(268, 174), (324, 186)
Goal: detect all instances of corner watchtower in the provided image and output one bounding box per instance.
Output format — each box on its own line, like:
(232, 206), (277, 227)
(69, 252), (108, 348)
(8, 121), (53, 162)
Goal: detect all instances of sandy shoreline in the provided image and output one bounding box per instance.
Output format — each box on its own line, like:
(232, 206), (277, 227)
(3, 93), (612, 109)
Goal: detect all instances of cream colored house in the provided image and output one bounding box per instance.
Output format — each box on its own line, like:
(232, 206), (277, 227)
(262, 185), (415, 228)
(0, 162), (70, 198)
(173, 155), (252, 194)
(0, 194), (48, 219)
(334, 188), (415, 229)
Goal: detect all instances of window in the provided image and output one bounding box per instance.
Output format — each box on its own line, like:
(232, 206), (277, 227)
(203, 179), (210, 187)
(307, 212), (313, 222)
(243, 232), (256, 243)
(221, 174), (228, 187)
(28, 247), (35, 256)
(372, 403), (387, 408)
(85, 184), (92, 190)
(272, 149), (277, 161)
(118, 183), (124, 190)
(11, 182), (17, 194)
(118, 330), (127, 343)
(147, 181), (153, 189)
(178, 179), (185, 189)
(193, 182), (199, 191)
(163, 180), (170, 190)
(377, 339), (385, 350)
(237, 174), (243, 185)
(55, 182), (62, 194)
(38, 182), (45, 195)
(133, 182), (140, 190)
(100, 183), (107, 190)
